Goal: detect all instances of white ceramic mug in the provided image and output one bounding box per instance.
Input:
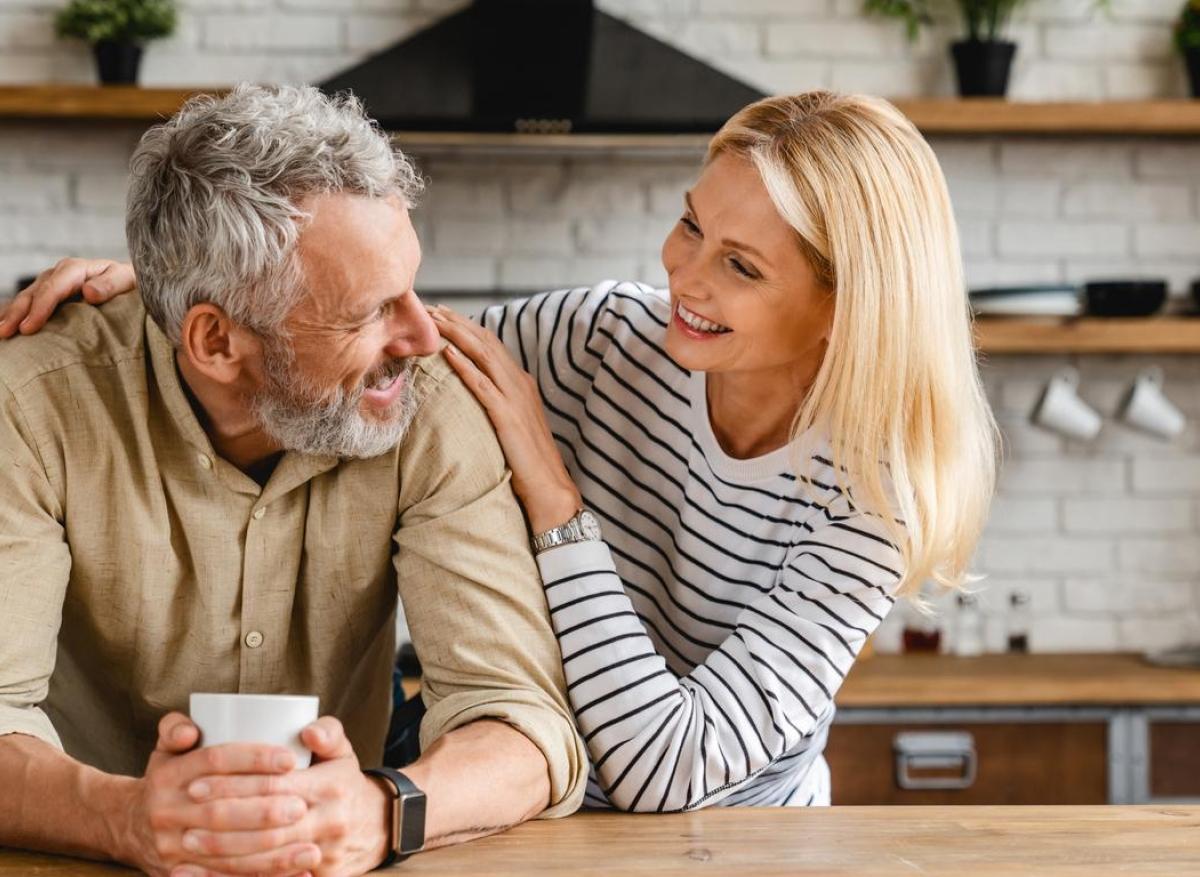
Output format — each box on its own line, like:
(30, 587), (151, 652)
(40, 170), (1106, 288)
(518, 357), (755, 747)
(1118, 367), (1186, 440)
(1030, 367), (1103, 441)
(189, 693), (319, 768)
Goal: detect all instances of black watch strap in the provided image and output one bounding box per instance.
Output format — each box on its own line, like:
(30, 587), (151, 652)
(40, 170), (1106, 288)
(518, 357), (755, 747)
(363, 766), (426, 867)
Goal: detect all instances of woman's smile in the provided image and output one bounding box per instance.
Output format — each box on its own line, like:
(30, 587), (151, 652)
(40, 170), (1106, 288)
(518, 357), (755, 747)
(672, 300), (732, 339)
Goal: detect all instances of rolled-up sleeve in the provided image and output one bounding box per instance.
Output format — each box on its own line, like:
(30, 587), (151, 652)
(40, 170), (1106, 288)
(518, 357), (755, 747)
(0, 380), (70, 750)
(392, 353), (586, 818)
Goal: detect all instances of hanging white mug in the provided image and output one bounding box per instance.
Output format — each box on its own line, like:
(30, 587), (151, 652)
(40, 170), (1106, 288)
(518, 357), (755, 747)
(1030, 367), (1102, 441)
(1117, 367), (1186, 440)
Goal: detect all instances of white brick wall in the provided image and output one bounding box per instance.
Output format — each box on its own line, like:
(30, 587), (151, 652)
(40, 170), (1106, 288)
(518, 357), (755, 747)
(0, 0), (1193, 93)
(3, 2), (1200, 653)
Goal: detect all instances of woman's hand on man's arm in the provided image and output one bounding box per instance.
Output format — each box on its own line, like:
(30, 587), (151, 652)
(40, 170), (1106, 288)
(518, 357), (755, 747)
(0, 258), (135, 339)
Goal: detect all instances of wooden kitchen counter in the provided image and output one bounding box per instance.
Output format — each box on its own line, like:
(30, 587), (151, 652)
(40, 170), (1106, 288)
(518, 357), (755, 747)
(837, 652), (1200, 708)
(4, 807), (1199, 876)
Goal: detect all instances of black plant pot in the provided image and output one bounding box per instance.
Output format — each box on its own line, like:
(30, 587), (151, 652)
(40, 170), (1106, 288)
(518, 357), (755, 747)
(1185, 48), (1200, 98)
(93, 40), (143, 85)
(951, 39), (1017, 97)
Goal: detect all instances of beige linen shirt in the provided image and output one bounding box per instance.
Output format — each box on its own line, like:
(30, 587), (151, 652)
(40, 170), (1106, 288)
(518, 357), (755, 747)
(0, 294), (585, 817)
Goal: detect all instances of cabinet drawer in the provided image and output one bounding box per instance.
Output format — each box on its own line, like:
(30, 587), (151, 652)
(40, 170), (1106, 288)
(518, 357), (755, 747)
(1149, 720), (1200, 800)
(825, 721), (1108, 805)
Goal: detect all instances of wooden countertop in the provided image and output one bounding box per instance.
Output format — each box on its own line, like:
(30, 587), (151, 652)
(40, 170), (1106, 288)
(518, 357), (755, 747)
(836, 652), (1200, 708)
(4, 807), (1199, 875)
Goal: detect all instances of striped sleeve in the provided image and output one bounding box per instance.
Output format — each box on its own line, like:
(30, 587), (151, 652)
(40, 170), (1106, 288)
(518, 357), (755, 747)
(477, 280), (660, 395)
(481, 283), (607, 371)
(535, 505), (902, 812)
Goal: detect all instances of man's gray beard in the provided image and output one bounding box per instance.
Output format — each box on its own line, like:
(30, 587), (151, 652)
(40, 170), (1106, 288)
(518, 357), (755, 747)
(252, 335), (417, 459)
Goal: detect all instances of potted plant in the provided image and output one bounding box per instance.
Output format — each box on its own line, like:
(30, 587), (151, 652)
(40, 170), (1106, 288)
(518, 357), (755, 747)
(55, 0), (176, 86)
(1177, 0), (1200, 97)
(864, 0), (1101, 97)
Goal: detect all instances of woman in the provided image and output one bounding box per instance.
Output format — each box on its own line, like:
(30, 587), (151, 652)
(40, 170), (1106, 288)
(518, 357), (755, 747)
(1, 91), (997, 811)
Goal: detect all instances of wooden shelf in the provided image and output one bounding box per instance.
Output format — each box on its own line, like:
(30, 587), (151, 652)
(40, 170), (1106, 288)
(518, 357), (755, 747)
(391, 131), (711, 154)
(839, 653), (1200, 708)
(897, 98), (1200, 135)
(5, 87), (1200, 138)
(976, 317), (1200, 354)
(0, 85), (223, 121)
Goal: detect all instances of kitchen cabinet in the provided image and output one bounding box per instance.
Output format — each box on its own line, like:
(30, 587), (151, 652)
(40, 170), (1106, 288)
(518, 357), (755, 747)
(827, 718), (1108, 805)
(829, 654), (1200, 806)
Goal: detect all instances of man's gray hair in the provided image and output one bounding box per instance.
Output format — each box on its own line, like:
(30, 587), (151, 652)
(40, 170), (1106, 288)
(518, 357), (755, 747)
(126, 83), (424, 344)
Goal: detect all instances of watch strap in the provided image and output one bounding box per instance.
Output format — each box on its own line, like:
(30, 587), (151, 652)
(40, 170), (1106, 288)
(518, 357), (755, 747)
(363, 766), (426, 867)
(532, 513), (582, 554)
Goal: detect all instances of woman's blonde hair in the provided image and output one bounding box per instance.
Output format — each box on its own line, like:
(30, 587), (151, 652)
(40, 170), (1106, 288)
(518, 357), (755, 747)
(707, 90), (998, 594)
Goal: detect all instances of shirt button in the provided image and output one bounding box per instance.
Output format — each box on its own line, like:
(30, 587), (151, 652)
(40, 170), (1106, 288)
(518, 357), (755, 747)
(252, 507), (266, 520)
(197, 453), (212, 470)
(244, 630), (264, 649)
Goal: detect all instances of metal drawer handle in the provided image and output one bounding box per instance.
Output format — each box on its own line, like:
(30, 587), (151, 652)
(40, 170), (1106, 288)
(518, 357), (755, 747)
(893, 731), (977, 791)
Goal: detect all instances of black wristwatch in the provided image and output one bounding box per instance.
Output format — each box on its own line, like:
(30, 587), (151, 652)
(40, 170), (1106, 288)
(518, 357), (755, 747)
(363, 767), (426, 867)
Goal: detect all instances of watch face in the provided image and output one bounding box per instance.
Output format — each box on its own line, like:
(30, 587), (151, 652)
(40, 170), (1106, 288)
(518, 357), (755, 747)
(578, 510), (602, 541)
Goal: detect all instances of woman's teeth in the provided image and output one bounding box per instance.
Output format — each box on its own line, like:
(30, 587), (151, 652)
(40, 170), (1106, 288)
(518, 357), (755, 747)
(677, 303), (731, 334)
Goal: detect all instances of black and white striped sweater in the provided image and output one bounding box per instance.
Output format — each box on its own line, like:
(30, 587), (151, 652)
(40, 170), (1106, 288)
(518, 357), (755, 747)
(481, 281), (904, 811)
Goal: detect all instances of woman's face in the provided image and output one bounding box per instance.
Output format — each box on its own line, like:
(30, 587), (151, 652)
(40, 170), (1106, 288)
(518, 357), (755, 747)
(661, 152), (834, 382)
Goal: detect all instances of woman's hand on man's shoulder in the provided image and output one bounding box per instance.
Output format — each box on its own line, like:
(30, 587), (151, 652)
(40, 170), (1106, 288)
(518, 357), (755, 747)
(0, 258), (135, 340)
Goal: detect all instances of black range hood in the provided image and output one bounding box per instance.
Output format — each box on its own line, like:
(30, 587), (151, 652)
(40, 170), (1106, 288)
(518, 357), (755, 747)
(319, 0), (764, 133)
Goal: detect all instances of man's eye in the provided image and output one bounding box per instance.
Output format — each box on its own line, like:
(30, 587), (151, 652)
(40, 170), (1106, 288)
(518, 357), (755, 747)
(376, 301), (395, 320)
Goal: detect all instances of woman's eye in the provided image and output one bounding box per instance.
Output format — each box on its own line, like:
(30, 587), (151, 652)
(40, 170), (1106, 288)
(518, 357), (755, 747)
(729, 258), (754, 279)
(680, 216), (701, 236)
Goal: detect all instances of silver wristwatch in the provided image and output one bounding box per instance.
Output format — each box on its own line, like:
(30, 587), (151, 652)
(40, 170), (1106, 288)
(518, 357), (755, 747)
(532, 509), (603, 554)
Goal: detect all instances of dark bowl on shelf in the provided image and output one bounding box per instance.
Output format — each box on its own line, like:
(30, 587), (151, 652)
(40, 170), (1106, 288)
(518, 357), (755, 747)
(1083, 280), (1167, 317)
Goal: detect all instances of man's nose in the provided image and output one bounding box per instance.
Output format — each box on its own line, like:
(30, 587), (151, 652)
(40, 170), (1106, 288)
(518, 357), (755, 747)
(385, 293), (441, 358)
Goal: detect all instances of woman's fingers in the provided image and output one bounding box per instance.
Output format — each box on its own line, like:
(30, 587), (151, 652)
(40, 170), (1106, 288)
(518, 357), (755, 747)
(0, 291), (33, 339)
(431, 306), (528, 393)
(443, 344), (503, 413)
(81, 261), (136, 303)
(0, 258), (129, 339)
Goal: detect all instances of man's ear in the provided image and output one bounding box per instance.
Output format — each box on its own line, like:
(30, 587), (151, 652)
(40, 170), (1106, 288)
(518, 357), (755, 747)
(178, 304), (261, 385)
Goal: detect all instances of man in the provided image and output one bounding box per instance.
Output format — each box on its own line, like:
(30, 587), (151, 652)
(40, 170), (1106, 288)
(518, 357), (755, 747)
(0, 84), (585, 876)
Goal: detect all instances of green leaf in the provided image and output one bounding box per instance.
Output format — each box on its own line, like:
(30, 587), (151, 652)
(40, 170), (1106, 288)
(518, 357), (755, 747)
(55, 0), (176, 43)
(865, 0), (1106, 41)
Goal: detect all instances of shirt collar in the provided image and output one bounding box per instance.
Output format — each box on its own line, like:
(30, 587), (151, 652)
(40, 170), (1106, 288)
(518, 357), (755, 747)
(144, 314), (340, 499)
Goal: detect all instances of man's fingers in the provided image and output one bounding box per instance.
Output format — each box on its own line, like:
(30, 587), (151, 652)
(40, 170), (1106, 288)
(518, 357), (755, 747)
(189, 794), (308, 832)
(188, 772), (302, 803)
(300, 715), (353, 761)
(176, 742), (299, 783)
(157, 712), (201, 755)
(164, 741), (298, 787)
(172, 866), (313, 877)
(181, 823), (318, 862)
